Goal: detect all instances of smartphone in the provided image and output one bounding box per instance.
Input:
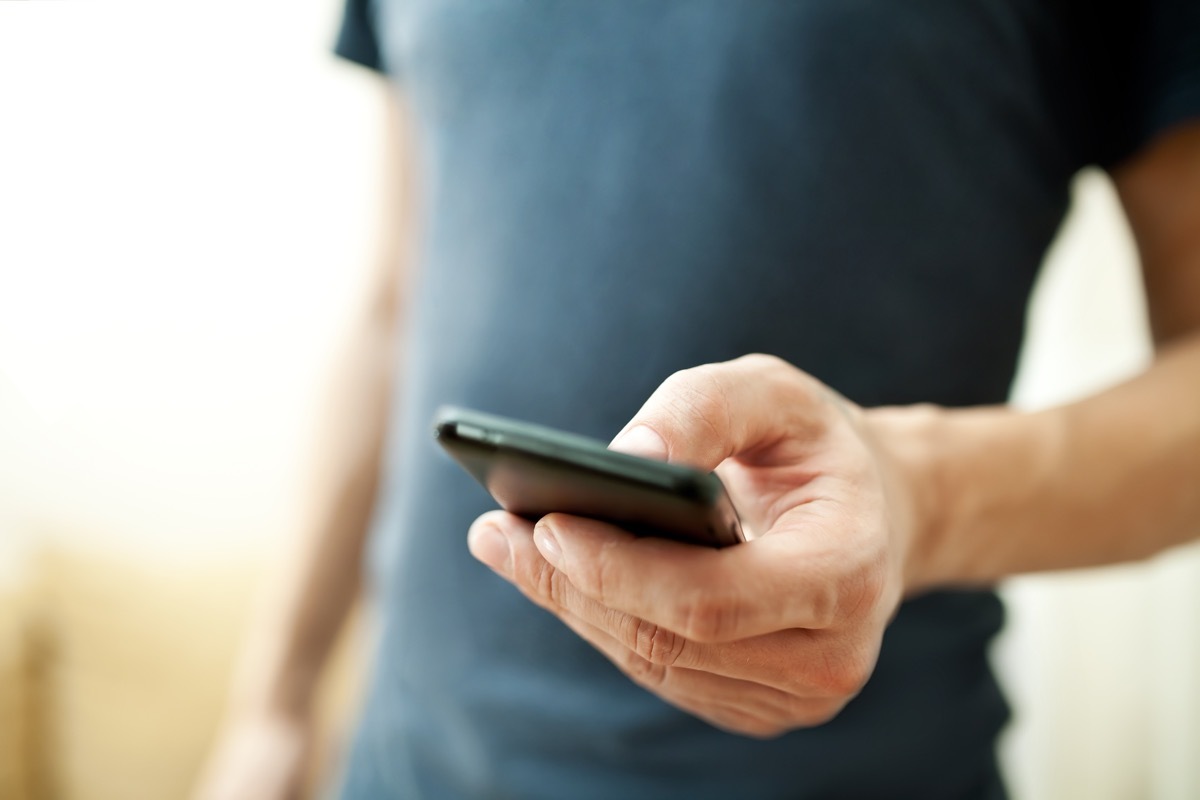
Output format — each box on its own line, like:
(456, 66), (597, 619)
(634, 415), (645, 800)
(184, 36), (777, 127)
(433, 406), (744, 548)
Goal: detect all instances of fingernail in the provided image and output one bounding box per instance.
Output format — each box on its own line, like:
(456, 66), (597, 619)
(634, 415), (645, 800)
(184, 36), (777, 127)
(534, 526), (561, 567)
(610, 425), (668, 460)
(468, 524), (511, 575)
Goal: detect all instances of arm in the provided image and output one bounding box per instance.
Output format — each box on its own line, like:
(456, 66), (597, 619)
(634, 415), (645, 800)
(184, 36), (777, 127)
(194, 81), (416, 798)
(908, 121), (1200, 587)
(466, 121), (1200, 738)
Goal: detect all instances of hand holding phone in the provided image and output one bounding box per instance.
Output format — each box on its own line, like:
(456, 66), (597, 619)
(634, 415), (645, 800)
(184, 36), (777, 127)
(434, 406), (744, 548)
(461, 356), (913, 739)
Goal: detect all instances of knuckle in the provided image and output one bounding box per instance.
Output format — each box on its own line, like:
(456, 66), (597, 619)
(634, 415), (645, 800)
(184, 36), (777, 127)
(805, 580), (842, 630)
(661, 367), (732, 440)
(809, 558), (885, 630)
(531, 558), (571, 610)
(736, 352), (787, 375)
(688, 373), (733, 434)
(836, 559), (887, 622)
(618, 649), (669, 689)
(590, 539), (622, 606)
(529, 557), (555, 603)
(671, 591), (737, 643)
(630, 617), (685, 666)
(736, 353), (802, 402)
(776, 667), (814, 699)
(807, 645), (873, 699)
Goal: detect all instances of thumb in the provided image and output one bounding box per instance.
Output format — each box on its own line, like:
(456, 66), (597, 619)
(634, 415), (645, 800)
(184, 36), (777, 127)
(610, 354), (818, 470)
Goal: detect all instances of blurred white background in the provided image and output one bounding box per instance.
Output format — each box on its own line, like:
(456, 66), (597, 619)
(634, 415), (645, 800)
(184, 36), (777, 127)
(0, 3), (1197, 799)
(0, 2), (385, 797)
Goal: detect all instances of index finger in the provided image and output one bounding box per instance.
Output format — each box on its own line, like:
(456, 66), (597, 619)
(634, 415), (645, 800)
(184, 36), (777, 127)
(536, 511), (852, 643)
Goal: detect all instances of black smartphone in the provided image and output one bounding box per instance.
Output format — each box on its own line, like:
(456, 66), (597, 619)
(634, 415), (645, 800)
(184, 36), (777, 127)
(433, 406), (744, 548)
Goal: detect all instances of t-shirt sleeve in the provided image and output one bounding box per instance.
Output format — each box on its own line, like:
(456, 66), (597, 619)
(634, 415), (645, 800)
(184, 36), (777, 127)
(1079, 0), (1200, 167)
(1135, 0), (1200, 148)
(333, 0), (386, 73)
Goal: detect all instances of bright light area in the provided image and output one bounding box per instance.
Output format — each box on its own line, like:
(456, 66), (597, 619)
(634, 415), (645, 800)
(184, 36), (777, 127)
(0, 1), (384, 570)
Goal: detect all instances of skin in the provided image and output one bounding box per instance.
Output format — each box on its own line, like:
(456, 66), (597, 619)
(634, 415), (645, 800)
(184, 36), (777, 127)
(468, 121), (1200, 739)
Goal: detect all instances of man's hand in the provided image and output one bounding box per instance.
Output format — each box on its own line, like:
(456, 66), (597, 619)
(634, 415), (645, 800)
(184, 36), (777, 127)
(467, 354), (934, 737)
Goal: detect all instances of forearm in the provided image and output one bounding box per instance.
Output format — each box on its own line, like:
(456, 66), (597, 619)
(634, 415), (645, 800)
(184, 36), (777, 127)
(226, 83), (415, 722)
(229, 327), (395, 719)
(229, 469), (377, 720)
(885, 330), (1200, 591)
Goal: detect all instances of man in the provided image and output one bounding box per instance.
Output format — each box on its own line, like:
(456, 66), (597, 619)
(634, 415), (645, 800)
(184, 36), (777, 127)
(198, 2), (1200, 798)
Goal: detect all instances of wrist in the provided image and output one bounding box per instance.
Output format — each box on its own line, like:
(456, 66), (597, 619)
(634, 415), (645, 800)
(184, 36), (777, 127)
(861, 403), (952, 594)
(866, 402), (1066, 592)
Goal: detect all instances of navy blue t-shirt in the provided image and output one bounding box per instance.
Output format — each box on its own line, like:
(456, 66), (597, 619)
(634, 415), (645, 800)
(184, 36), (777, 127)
(333, 2), (1200, 798)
